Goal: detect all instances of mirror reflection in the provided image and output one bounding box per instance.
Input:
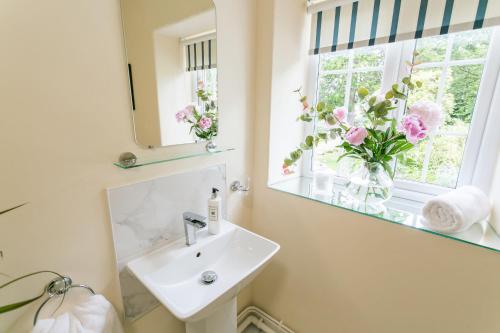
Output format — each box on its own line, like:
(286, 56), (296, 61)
(120, 0), (218, 148)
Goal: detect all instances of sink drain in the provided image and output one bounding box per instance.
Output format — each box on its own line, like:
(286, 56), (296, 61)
(201, 270), (217, 285)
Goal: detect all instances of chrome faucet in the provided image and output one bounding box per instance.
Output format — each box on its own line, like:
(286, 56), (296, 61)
(183, 212), (207, 246)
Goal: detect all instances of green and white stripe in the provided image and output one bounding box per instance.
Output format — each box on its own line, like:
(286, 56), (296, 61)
(186, 39), (217, 72)
(309, 0), (500, 55)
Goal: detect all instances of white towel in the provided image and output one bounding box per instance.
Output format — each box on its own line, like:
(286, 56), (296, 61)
(32, 295), (123, 333)
(422, 186), (491, 234)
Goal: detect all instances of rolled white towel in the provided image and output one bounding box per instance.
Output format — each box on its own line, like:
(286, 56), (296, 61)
(422, 186), (491, 234)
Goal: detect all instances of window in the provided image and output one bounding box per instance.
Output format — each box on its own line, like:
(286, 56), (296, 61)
(309, 28), (499, 202)
(190, 68), (218, 103)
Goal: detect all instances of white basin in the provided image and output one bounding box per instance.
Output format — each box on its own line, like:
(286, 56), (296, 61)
(126, 220), (279, 326)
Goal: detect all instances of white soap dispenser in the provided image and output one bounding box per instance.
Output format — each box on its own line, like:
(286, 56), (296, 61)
(208, 188), (222, 235)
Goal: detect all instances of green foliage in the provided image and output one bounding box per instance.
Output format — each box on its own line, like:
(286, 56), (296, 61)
(284, 72), (424, 175)
(447, 65), (483, 123)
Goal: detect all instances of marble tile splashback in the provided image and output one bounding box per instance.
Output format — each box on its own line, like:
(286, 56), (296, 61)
(107, 164), (226, 320)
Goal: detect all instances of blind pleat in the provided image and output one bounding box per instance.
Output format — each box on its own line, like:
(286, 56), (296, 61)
(309, 0), (500, 55)
(185, 39), (217, 72)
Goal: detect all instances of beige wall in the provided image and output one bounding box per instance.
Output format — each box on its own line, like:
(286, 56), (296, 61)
(250, 0), (500, 333)
(0, 0), (255, 332)
(153, 34), (193, 145)
(3, 0), (500, 333)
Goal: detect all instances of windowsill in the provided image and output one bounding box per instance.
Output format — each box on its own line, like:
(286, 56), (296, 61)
(269, 176), (500, 253)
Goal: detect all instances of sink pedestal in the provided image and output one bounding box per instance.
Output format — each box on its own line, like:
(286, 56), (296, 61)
(185, 298), (237, 333)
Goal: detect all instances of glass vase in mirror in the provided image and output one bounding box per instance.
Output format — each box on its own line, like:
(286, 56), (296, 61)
(120, 0), (218, 149)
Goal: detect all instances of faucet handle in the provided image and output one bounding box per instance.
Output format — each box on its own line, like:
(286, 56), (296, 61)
(183, 212), (207, 228)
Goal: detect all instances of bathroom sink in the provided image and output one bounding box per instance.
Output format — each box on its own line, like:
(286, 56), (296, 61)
(126, 220), (279, 324)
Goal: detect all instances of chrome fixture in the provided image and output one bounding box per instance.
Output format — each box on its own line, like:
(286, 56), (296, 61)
(183, 212), (207, 246)
(34, 276), (95, 326)
(201, 270), (217, 285)
(230, 180), (250, 192)
(118, 152), (137, 167)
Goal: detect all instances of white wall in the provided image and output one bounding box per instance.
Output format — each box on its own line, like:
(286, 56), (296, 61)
(0, 0), (256, 332)
(266, 0), (310, 184)
(153, 34), (194, 145)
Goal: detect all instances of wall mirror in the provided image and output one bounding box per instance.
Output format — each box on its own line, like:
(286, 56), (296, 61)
(120, 0), (218, 148)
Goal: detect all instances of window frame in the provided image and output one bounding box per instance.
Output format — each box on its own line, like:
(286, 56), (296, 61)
(304, 27), (500, 204)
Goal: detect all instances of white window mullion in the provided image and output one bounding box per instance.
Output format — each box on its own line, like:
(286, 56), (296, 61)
(303, 54), (321, 177)
(344, 50), (354, 108)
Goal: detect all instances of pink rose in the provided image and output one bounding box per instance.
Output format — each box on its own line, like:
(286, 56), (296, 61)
(176, 105), (195, 122)
(282, 164), (294, 175)
(175, 110), (186, 122)
(198, 116), (212, 130)
(408, 101), (442, 134)
(197, 80), (205, 90)
(302, 100), (309, 111)
(184, 105), (194, 118)
(400, 114), (427, 144)
(333, 107), (347, 122)
(345, 127), (368, 146)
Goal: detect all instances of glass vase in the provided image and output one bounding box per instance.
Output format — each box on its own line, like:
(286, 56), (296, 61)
(345, 161), (394, 213)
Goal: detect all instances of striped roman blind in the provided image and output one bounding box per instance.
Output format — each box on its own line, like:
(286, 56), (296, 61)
(185, 39), (217, 72)
(309, 0), (500, 55)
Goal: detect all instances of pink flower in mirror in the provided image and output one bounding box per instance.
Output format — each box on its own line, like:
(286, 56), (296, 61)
(400, 114), (427, 144)
(198, 116), (212, 130)
(176, 105), (195, 122)
(333, 107), (347, 122)
(345, 127), (368, 146)
(184, 105), (195, 118)
(175, 110), (187, 122)
(408, 100), (442, 134)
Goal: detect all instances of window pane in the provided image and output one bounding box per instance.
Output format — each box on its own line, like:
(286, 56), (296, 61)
(205, 68), (218, 98)
(314, 140), (361, 176)
(426, 136), (466, 188)
(415, 35), (448, 63)
(442, 64), (484, 133)
(318, 74), (347, 109)
(451, 29), (491, 61)
(407, 67), (441, 106)
(314, 141), (341, 171)
(353, 47), (385, 68)
(348, 71), (382, 111)
(321, 53), (348, 71)
(395, 141), (428, 182)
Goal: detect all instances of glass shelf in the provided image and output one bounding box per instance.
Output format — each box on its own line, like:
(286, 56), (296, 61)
(269, 177), (500, 253)
(113, 147), (235, 169)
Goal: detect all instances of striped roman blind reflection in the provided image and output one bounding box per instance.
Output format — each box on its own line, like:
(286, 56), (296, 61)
(309, 0), (500, 55)
(185, 39), (217, 72)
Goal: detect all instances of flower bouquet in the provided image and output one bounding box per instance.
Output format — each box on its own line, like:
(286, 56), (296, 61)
(283, 68), (441, 211)
(176, 82), (218, 142)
